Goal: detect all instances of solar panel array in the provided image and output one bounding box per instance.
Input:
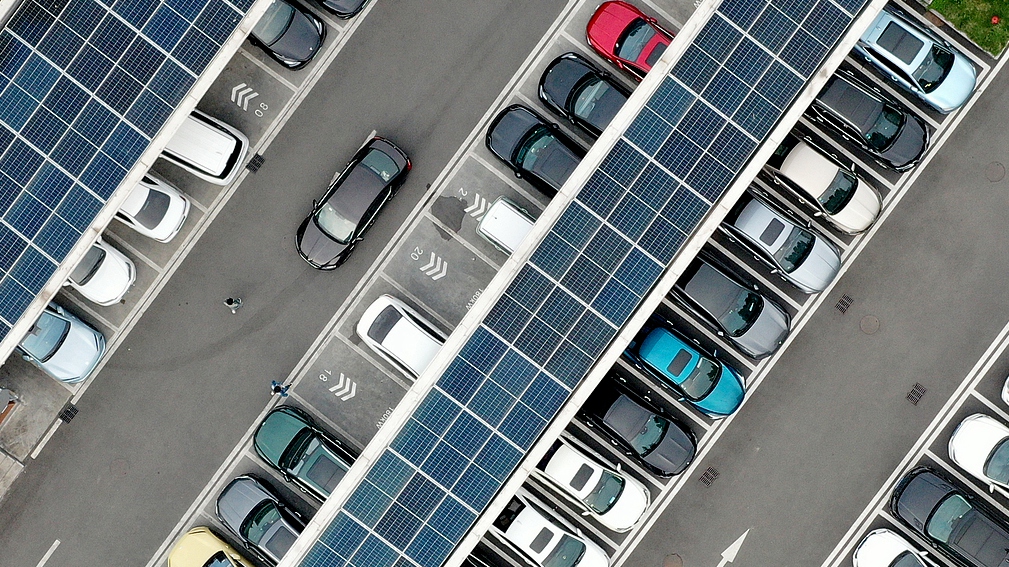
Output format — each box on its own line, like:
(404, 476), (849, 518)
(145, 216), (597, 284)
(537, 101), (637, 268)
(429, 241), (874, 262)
(0, 0), (252, 339)
(300, 1), (869, 566)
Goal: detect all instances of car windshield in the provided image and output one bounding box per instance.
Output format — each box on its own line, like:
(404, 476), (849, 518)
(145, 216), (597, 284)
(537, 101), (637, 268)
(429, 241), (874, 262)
(865, 105), (905, 151)
(242, 501), (282, 545)
(819, 170), (858, 214)
(913, 44), (954, 93)
(572, 78), (609, 119)
(631, 414), (669, 456)
(680, 357), (720, 400)
(584, 469), (625, 514)
(773, 226), (815, 273)
(315, 201), (357, 243)
(718, 288), (763, 337)
(69, 245), (106, 286)
(542, 534), (586, 567)
(515, 127), (557, 170)
(134, 188), (170, 229)
(21, 312), (70, 362)
(891, 551), (925, 567)
(984, 438), (1009, 484)
(614, 19), (654, 61)
(360, 149), (400, 183)
(202, 551), (232, 567)
(252, 0), (295, 45)
(925, 493), (973, 543)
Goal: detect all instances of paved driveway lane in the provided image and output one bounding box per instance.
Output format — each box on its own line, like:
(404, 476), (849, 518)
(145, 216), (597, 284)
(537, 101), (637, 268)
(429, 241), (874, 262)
(623, 69), (1009, 566)
(0, 1), (567, 566)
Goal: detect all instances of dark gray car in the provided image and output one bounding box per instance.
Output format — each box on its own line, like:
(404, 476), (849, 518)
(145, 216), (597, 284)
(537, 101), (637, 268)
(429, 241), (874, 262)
(892, 467), (1009, 567)
(806, 73), (928, 171)
(216, 475), (306, 565)
(486, 104), (586, 197)
(670, 254), (790, 359)
(250, 0), (326, 70)
(538, 52), (632, 139)
(319, 0), (369, 18)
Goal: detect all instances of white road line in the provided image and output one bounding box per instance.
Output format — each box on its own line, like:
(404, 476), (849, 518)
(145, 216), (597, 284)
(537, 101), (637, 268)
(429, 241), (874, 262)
(34, 540), (60, 567)
(333, 331), (412, 391)
(378, 273), (456, 332)
(971, 389), (1009, 424)
(924, 449), (1009, 517)
(30, 421), (60, 460)
(423, 212), (503, 272)
(637, 0), (684, 30)
(238, 49), (299, 91)
(468, 152), (551, 208)
(101, 230), (165, 272)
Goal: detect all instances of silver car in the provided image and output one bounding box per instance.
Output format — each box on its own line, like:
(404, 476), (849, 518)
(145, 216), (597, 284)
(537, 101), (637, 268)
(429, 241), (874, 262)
(722, 192), (841, 294)
(216, 475), (306, 565)
(18, 303), (106, 384)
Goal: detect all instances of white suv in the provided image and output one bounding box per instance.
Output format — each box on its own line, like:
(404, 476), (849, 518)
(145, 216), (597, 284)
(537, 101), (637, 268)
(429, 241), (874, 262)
(357, 295), (446, 380)
(492, 491), (609, 567)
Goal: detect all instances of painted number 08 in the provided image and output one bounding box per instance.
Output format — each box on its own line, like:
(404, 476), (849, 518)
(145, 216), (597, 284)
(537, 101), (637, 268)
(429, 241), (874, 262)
(255, 102), (269, 117)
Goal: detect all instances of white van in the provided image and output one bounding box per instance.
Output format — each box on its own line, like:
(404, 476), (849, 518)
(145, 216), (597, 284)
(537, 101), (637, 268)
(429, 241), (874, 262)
(161, 110), (249, 185)
(477, 196), (536, 254)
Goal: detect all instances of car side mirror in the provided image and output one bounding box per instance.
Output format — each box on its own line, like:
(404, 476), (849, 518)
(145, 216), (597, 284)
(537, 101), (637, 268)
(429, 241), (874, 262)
(717, 331), (724, 337)
(22, 354), (32, 362)
(581, 510), (592, 517)
(813, 211), (823, 217)
(770, 268), (779, 274)
(615, 462), (622, 472)
(312, 200), (318, 209)
(514, 171), (522, 178)
(990, 483), (997, 494)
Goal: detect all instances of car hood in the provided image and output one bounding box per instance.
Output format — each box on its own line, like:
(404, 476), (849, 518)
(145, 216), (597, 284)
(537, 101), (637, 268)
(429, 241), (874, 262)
(830, 179), (881, 233)
(893, 469), (953, 532)
(542, 56), (592, 107)
(853, 529), (922, 567)
(42, 321), (105, 383)
(927, 53), (976, 112)
(735, 295), (790, 359)
(79, 250), (134, 306)
(881, 113), (927, 169)
(297, 216), (350, 267)
(217, 477), (270, 534)
(695, 365), (744, 416)
(643, 420), (695, 476)
(255, 410), (308, 466)
(588, 2), (637, 52)
(786, 236), (840, 293)
(270, 9), (323, 64)
(598, 475), (649, 532)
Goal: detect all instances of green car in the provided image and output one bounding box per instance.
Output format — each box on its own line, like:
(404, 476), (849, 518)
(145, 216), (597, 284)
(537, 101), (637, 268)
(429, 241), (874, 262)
(253, 406), (355, 501)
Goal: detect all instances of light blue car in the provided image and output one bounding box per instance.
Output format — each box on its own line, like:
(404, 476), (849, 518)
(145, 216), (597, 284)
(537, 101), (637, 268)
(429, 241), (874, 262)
(18, 303), (106, 384)
(627, 324), (745, 417)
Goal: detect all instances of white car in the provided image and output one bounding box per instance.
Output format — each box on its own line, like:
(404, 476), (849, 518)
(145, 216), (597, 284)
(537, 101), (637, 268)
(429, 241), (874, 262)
(477, 196), (536, 254)
(116, 173), (191, 242)
(536, 439), (649, 532)
(65, 238), (135, 306)
(949, 413), (1009, 491)
(18, 303), (106, 384)
(768, 139), (881, 234)
(852, 528), (927, 567)
(356, 294), (446, 380)
(493, 491), (609, 567)
(854, 8), (976, 113)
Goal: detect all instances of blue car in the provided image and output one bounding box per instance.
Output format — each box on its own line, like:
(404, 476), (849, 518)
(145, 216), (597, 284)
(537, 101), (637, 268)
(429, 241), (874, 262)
(626, 324), (745, 417)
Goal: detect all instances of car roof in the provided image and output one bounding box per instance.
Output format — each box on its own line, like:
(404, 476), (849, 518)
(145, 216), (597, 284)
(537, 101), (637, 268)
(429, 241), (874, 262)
(602, 393), (650, 442)
(681, 260), (743, 317)
(639, 326), (697, 380)
(163, 113), (237, 176)
(478, 197), (535, 253)
(869, 11), (927, 67)
(778, 141), (840, 197)
(324, 157), (387, 228)
(893, 468), (955, 532)
(504, 502), (562, 561)
(818, 76), (885, 137)
(488, 105), (542, 161)
(542, 443), (601, 496)
(541, 53), (595, 105)
(732, 198), (791, 253)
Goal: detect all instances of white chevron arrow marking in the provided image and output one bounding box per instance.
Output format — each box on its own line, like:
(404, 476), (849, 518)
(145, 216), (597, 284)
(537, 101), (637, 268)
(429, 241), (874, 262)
(419, 252), (447, 280)
(464, 193), (488, 218)
(328, 373), (356, 401)
(230, 83), (259, 111)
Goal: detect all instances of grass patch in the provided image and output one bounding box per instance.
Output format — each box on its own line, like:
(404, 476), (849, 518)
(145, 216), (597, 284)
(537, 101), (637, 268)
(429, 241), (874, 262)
(930, 0), (1009, 55)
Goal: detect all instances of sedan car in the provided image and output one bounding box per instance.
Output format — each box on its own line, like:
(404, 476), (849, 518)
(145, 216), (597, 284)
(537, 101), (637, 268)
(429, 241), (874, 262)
(250, 0), (325, 69)
(855, 8), (976, 112)
(319, 0), (369, 18)
(116, 173), (190, 243)
(18, 303), (105, 384)
(168, 527), (253, 567)
(356, 294), (446, 380)
(949, 413), (1009, 493)
(580, 380), (696, 477)
(766, 136), (881, 234)
(297, 137), (411, 269)
(216, 475), (305, 565)
(493, 491), (609, 567)
(65, 237), (135, 306)
(722, 193), (841, 294)
(671, 255), (790, 359)
(806, 73), (929, 171)
(538, 52), (632, 139)
(536, 439), (649, 532)
(891, 467), (1009, 567)
(253, 406), (355, 501)
(486, 104), (586, 197)
(587, 1), (674, 81)
(853, 528), (928, 567)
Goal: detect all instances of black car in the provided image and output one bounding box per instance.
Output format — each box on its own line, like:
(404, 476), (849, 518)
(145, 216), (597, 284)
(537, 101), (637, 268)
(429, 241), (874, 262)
(297, 137), (411, 269)
(538, 52), (632, 140)
(319, 0), (370, 18)
(486, 104), (586, 197)
(580, 379), (696, 477)
(806, 72), (928, 171)
(891, 467), (1009, 567)
(250, 0), (326, 70)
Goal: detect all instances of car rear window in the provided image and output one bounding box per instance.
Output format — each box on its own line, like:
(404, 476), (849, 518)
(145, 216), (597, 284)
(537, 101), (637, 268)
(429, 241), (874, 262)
(569, 463), (593, 491)
(134, 189), (170, 230)
(368, 305), (402, 343)
(666, 349), (691, 376)
(360, 149), (400, 182)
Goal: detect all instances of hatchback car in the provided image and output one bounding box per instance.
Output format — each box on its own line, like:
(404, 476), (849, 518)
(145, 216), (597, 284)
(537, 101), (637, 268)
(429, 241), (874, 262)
(116, 173), (191, 243)
(168, 527), (253, 567)
(536, 439), (649, 532)
(356, 294), (446, 380)
(580, 380), (696, 477)
(891, 467), (1009, 567)
(587, 1), (674, 81)
(766, 137), (881, 234)
(806, 73), (928, 171)
(538, 52), (632, 139)
(253, 406), (355, 501)
(319, 0), (369, 18)
(625, 322), (745, 417)
(18, 303), (106, 384)
(297, 137), (411, 269)
(722, 193), (841, 294)
(477, 196), (536, 255)
(65, 237), (135, 306)
(670, 255), (790, 359)
(949, 413), (1009, 493)
(161, 111), (250, 186)
(855, 8), (976, 113)
(493, 491), (609, 567)
(852, 528), (928, 567)
(250, 0), (325, 69)
(486, 104), (586, 197)
(216, 475), (305, 565)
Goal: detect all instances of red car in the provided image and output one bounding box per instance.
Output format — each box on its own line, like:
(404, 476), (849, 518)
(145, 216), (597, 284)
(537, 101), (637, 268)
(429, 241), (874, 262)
(587, 1), (674, 81)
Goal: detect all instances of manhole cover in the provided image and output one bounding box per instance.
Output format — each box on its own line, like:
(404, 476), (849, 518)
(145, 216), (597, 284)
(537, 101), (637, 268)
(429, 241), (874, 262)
(110, 458), (130, 476)
(986, 161), (1005, 182)
(860, 315), (880, 334)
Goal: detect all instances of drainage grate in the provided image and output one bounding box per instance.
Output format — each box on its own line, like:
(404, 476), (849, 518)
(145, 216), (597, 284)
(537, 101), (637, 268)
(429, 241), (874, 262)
(699, 467), (719, 486)
(246, 153), (265, 172)
(58, 403), (78, 423)
(907, 383), (927, 405)
(836, 294), (853, 314)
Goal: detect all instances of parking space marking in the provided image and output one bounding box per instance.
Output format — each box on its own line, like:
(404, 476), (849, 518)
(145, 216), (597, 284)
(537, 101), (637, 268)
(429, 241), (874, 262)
(527, 474), (621, 550)
(657, 299), (758, 373)
(638, 0), (685, 30)
(376, 273), (456, 332)
(468, 152), (550, 208)
(101, 231), (165, 272)
(972, 389), (1009, 423)
(423, 212), (503, 271)
(922, 448), (1009, 516)
(34, 539), (60, 567)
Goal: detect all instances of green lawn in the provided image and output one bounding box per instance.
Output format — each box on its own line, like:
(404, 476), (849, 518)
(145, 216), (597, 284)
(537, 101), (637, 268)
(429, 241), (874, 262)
(930, 0), (1009, 55)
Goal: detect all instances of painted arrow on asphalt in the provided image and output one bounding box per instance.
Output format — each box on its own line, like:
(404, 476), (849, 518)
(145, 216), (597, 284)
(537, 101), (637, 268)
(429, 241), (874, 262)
(716, 530), (748, 567)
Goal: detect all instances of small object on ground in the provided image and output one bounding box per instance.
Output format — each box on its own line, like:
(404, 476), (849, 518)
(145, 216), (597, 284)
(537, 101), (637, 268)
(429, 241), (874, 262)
(224, 297), (243, 314)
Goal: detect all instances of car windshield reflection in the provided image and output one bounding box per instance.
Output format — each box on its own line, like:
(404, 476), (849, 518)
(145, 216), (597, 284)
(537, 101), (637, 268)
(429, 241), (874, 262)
(253, 0), (295, 45)
(614, 19), (653, 61)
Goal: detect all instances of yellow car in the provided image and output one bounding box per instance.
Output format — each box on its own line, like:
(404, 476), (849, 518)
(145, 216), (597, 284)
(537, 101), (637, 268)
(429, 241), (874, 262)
(168, 527), (253, 567)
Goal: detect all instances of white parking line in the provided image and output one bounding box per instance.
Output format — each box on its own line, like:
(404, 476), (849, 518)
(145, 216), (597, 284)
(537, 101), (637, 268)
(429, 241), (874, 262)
(34, 539), (60, 567)
(971, 389), (1009, 424)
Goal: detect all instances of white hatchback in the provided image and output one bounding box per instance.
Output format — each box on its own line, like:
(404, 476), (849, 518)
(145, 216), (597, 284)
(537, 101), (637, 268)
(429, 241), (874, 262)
(494, 491), (609, 567)
(65, 237), (135, 306)
(117, 173), (191, 242)
(852, 528), (927, 567)
(949, 413), (1009, 492)
(356, 294), (446, 380)
(477, 196), (536, 254)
